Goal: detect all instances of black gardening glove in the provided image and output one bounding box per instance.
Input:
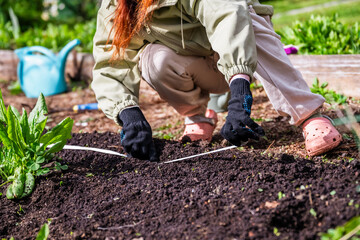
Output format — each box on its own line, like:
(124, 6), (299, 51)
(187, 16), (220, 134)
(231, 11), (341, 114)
(221, 78), (265, 146)
(119, 107), (158, 161)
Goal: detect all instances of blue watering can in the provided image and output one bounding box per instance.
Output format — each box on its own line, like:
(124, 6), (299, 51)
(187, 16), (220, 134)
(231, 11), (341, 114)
(15, 39), (81, 98)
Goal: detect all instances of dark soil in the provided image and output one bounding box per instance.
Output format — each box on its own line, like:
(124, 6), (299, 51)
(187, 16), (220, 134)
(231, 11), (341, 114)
(1, 79), (360, 239)
(0, 129), (360, 239)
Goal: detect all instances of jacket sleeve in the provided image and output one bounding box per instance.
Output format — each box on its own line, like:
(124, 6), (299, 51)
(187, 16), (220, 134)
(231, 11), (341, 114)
(184, 0), (257, 82)
(92, 0), (146, 126)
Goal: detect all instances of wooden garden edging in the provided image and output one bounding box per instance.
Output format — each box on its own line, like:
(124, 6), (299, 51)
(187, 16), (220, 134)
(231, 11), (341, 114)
(0, 50), (359, 98)
(0, 50), (94, 83)
(288, 54), (360, 98)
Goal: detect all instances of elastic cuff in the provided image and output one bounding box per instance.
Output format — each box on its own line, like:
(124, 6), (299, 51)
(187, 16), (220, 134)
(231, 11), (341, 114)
(230, 74), (250, 83)
(225, 65), (254, 83)
(112, 100), (139, 126)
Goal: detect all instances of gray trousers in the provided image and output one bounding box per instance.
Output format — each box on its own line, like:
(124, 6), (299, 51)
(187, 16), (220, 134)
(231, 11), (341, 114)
(138, 8), (325, 126)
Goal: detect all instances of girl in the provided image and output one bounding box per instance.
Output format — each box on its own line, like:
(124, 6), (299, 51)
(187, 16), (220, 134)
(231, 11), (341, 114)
(92, 0), (342, 161)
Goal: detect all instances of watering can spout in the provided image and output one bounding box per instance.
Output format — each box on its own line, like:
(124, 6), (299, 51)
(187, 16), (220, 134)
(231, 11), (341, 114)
(58, 39), (81, 69)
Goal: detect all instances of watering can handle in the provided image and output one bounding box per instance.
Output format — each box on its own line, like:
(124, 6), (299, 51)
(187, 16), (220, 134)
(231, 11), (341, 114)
(15, 46), (58, 88)
(20, 46), (58, 62)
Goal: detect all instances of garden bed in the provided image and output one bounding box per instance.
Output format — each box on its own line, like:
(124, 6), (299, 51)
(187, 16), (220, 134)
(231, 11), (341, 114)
(0, 71), (360, 239)
(0, 131), (359, 239)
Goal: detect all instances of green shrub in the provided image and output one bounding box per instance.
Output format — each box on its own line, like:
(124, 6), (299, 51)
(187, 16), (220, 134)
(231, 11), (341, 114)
(0, 18), (96, 53)
(0, 15), (15, 49)
(0, 0), (44, 31)
(278, 14), (360, 54)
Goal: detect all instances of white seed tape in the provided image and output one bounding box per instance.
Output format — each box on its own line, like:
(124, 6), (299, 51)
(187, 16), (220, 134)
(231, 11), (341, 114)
(162, 145), (237, 164)
(46, 144), (127, 158)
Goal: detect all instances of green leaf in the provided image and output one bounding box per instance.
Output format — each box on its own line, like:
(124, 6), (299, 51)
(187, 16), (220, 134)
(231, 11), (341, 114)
(0, 89), (7, 123)
(12, 173), (26, 198)
(28, 93), (48, 134)
(36, 168), (50, 176)
(20, 172), (35, 198)
(54, 162), (68, 171)
(40, 117), (73, 150)
(36, 222), (50, 240)
(44, 140), (67, 155)
(6, 183), (15, 200)
(310, 208), (317, 218)
(60, 165), (68, 171)
(0, 123), (12, 148)
(30, 163), (40, 171)
(7, 107), (25, 157)
(35, 156), (45, 164)
(33, 118), (48, 142)
(19, 109), (31, 144)
(10, 106), (21, 120)
(321, 82), (329, 89)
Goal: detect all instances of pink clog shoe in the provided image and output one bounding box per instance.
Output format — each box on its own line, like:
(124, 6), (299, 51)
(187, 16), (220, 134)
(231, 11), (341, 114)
(180, 109), (218, 142)
(302, 116), (342, 156)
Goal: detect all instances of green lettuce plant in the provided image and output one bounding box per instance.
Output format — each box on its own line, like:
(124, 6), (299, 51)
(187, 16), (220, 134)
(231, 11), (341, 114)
(320, 216), (360, 240)
(0, 90), (73, 199)
(310, 78), (347, 105)
(279, 14), (360, 55)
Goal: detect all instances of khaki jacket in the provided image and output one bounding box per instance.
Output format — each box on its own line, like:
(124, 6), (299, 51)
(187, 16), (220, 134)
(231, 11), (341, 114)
(92, 0), (273, 125)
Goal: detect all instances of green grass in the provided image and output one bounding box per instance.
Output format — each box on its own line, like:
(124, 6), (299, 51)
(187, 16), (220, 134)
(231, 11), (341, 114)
(266, 1), (360, 31)
(263, 0), (332, 13)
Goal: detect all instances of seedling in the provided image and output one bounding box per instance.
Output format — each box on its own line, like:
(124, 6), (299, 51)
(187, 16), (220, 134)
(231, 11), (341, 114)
(54, 162), (68, 171)
(278, 191), (286, 200)
(153, 124), (175, 140)
(0, 90), (73, 199)
(310, 78), (347, 105)
(17, 204), (25, 215)
(273, 227), (280, 237)
(250, 81), (263, 90)
(320, 216), (360, 240)
(310, 208), (317, 219)
(36, 221), (50, 240)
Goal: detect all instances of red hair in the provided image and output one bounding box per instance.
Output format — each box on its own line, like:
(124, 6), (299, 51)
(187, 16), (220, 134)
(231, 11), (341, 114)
(109, 0), (155, 59)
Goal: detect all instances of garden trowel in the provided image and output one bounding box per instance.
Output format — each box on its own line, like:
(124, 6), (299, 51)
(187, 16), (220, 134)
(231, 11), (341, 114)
(48, 103), (98, 114)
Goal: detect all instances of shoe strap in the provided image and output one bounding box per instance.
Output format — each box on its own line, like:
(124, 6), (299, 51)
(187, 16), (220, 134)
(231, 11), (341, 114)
(185, 114), (216, 126)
